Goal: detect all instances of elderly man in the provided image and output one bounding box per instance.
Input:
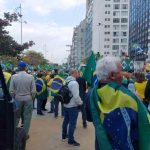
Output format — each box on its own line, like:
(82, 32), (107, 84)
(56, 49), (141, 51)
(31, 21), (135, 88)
(62, 69), (83, 146)
(88, 56), (150, 150)
(9, 61), (36, 139)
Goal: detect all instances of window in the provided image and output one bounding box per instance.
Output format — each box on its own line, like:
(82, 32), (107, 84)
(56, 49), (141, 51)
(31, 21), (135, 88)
(113, 45), (119, 50)
(121, 18), (128, 23)
(113, 25), (119, 30)
(113, 38), (119, 43)
(105, 38), (110, 41)
(105, 11), (110, 14)
(114, 0), (120, 2)
(114, 4), (120, 9)
(113, 18), (120, 23)
(105, 18), (110, 21)
(120, 45), (127, 50)
(113, 11), (120, 16)
(121, 25), (127, 30)
(104, 45), (110, 48)
(105, 4), (111, 7)
(81, 29), (84, 32)
(121, 38), (127, 43)
(121, 11), (128, 16)
(105, 25), (110, 28)
(113, 32), (119, 37)
(122, 4), (128, 9)
(105, 32), (110, 35)
(121, 32), (127, 36)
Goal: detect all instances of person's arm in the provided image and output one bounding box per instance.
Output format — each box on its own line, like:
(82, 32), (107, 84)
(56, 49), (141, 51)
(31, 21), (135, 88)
(85, 90), (92, 122)
(9, 76), (15, 99)
(145, 80), (150, 101)
(70, 81), (83, 105)
(83, 78), (87, 93)
(31, 77), (36, 100)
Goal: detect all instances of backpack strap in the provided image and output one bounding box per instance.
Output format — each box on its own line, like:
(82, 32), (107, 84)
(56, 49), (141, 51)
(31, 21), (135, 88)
(65, 80), (74, 86)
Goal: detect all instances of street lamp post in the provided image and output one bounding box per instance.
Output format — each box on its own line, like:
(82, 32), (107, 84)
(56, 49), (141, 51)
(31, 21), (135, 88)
(19, 4), (23, 45)
(15, 4), (27, 45)
(97, 23), (104, 54)
(66, 44), (72, 67)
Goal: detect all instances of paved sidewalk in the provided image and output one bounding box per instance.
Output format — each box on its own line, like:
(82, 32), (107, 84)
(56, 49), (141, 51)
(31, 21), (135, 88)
(26, 110), (95, 150)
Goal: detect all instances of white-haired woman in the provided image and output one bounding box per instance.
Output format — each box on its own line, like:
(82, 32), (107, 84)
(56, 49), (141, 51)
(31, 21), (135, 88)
(86, 56), (150, 150)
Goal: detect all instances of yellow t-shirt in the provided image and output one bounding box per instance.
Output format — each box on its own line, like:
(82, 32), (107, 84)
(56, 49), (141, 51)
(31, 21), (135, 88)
(134, 81), (147, 100)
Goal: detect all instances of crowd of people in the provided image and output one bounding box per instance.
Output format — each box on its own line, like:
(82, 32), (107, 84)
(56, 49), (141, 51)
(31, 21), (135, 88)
(2, 56), (150, 149)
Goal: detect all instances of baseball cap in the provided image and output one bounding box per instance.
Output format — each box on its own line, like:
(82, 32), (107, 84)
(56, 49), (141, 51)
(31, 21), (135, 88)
(18, 61), (27, 69)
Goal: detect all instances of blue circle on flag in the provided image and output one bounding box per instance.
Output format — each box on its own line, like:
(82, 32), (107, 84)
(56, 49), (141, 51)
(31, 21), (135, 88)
(51, 78), (63, 91)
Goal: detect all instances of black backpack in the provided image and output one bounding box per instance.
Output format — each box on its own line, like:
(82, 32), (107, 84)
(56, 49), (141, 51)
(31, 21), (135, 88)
(56, 81), (72, 104)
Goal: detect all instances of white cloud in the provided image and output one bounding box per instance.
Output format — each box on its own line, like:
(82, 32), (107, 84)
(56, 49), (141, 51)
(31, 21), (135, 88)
(23, 0), (86, 15)
(0, 0), (86, 64)
(7, 21), (73, 64)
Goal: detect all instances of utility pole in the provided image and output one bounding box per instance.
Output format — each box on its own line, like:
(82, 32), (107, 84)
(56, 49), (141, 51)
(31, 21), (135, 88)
(66, 45), (72, 67)
(15, 4), (27, 45)
(97, 23), (103, 53)
(20, 4), (23, 45)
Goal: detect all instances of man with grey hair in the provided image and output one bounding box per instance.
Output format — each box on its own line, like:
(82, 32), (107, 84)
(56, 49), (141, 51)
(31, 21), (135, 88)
(62, 69), (83, 146)
(86, 56), (150, 150)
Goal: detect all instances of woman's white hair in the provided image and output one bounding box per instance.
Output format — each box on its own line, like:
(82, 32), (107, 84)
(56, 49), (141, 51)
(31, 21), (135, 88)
(96, 56), (121, 80)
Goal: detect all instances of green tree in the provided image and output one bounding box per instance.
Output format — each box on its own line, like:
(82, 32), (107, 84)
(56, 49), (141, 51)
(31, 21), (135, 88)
(23, 50), (49, 65)
(0, 12), (34, 57)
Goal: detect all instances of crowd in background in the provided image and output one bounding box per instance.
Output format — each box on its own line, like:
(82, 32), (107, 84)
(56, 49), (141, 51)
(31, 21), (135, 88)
(2, 58), (150, 149)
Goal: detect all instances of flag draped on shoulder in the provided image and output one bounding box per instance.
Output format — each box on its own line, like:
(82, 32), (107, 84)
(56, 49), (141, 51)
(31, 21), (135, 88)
(91, 82), (150, 150)
(83, 51), (96, 87)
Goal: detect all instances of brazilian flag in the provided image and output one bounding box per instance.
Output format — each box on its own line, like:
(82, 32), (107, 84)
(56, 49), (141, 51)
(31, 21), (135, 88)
(91, 82), (150, 150)
(50, 75), (64, 94)
(35, 78), (45, 96)
(83, 51), (96, 87)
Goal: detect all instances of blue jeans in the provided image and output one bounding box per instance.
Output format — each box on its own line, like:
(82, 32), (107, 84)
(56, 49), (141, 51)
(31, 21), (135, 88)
(95, 137), (100, 150)
(54, 97), (64, 117)
(62, 107), (78, 142)
(50, 99), (54, 112)
(37, 98), (43, 113)
(80, 103), (87, 125)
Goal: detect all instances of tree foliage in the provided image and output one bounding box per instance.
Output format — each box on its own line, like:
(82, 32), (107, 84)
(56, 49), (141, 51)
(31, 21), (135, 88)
(0, 12), (34, 57)
(23, 50), (49, 65)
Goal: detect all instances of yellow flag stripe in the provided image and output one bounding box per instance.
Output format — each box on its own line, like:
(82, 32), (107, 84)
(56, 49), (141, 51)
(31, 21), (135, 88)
(97, 85), (138, 114)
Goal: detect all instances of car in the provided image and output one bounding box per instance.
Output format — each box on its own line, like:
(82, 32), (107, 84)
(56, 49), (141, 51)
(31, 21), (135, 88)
(0, 64), (26, 150)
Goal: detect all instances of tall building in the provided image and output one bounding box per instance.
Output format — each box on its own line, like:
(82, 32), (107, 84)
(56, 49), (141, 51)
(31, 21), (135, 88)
(70, 19), (86, 68)
(129, 0), (150, 61)
(86, 0), (129, 57)
(85, 0), (93, 57)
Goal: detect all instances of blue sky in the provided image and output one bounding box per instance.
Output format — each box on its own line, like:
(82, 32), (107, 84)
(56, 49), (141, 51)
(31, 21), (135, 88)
(0, 0), (86, 64)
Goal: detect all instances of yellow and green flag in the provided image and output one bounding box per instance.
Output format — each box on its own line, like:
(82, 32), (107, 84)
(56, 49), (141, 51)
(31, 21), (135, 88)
(91, 82), (150, 150)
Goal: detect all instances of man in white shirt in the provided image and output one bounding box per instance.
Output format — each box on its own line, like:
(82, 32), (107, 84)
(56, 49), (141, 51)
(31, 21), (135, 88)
(62, 69), (83, 146)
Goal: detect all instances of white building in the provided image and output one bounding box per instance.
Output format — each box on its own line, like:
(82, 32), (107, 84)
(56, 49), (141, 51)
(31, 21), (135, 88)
(70, 19), (86, 67)
(86, 0), (129, 57)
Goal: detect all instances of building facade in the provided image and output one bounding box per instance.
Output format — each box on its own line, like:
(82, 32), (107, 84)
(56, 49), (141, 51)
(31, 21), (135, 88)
(129, 0), (150, 61)
(86, 0), (129, 57)
(69, 19), (86, 68)
(85, 0), (93, 57)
